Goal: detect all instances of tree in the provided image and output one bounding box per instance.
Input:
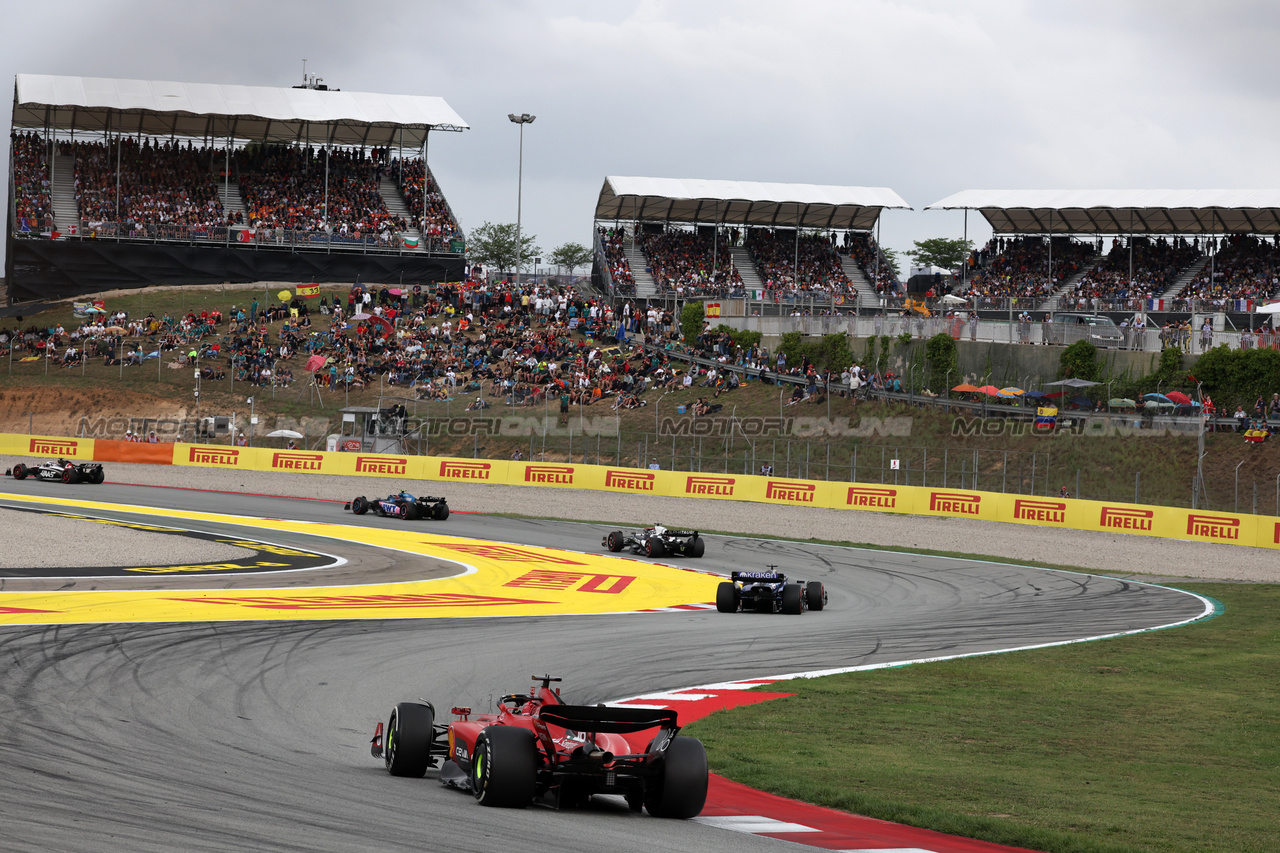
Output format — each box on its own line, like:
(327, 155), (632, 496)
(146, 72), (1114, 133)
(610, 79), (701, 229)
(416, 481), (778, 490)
(905, 237), (973, 271)
(880, 246), (902, 279)
(466, 222), (542, 274)
(1060, 339), (1099, 382)
(549, 241), (593, 275)
(680, 301), (704, 345)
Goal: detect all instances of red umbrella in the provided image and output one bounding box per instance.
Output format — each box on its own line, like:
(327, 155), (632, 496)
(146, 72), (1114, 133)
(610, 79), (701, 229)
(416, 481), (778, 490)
(1167, 391), (1193, 406)
(976, 385), (1004, 396)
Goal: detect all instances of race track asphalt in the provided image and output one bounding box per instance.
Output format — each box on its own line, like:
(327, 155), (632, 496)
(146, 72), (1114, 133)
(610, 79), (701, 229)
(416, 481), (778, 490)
(0, 479), (1209, 853)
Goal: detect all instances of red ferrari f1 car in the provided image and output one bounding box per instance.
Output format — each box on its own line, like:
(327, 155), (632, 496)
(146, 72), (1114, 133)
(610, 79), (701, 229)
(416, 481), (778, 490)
(370, 675), (707, 818)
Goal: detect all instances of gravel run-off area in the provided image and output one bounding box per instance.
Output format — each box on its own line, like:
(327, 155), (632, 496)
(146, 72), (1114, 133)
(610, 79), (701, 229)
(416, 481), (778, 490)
(1, 456), (1277, 583)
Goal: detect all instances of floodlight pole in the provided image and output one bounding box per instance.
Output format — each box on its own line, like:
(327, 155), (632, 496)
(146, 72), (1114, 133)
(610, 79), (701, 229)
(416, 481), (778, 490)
(508, 113), (535, 284)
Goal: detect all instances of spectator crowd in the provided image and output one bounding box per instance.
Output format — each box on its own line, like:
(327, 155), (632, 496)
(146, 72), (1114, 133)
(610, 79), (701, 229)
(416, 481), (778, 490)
(11, 131), (52, 233)
(74, 138), (227, 231)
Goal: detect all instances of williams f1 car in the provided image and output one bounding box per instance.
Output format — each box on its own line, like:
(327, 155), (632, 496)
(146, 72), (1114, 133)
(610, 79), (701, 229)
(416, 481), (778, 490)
(370, 675), (707, 818)
(344, 491), (449, 520)
(7, 458), (105, 484)
(602, 523), (705, 558)
(717, 567), (826, 614)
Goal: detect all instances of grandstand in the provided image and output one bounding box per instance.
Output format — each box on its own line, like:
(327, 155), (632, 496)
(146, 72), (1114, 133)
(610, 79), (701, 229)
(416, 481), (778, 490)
(6, 74), (469, 300)
(593, 177), (909, 306)
(928, 190), (1280, 313)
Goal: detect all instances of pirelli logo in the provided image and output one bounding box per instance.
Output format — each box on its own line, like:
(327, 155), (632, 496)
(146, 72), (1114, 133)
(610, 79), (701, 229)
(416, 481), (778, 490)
(604, 470), (656, 492)
(30, 438), (79, 455)
(766, 480), (816, 503)
(356, 456), (408, 475)
(1099, 507), (1154, 532)
(685, 475), (735, 496)
(524, 465), (574, 485)
(846, 486), (897, 509)
(1013, 499), (1066, 523)
(271, 452), (324, 471)
(929, 491), (981, 515)
(1186, 513), (1241, 541)
(439, 460), (491, 480)
(188, 447), (239, 465)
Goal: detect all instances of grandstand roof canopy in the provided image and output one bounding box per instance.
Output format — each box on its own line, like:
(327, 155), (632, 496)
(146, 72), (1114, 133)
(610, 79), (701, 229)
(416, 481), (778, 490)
(12, 74), (468, 147)
(927, 189), (1280, 235)
(596, 177), (911, 231)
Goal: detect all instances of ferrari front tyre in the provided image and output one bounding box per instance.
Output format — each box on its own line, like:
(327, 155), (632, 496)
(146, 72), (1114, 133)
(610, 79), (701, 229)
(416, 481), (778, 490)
(715, 582), (739, 613)
(351, 496), (369, 515)
(806, 581), (826, 611)
(688, 535), (705, 558)
(645, 736), (708, 819)
(433, 502), (449, 521)
(384, 702), (435, 778)
(644, 537), (666, 558)
(11, 464), (26, 480)
(89, 468), (105, 484)
(781, 583), (804, 614)
(606, 531), (624, 552)
(404, 501), (420, 521)
(471, 726), (538, 808)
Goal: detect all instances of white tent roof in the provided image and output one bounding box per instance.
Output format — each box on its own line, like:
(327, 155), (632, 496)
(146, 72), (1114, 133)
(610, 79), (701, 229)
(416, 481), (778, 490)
(927, 189), (1280, 234)
(12, 74), (467, 147)
(596, 176), (910, 231)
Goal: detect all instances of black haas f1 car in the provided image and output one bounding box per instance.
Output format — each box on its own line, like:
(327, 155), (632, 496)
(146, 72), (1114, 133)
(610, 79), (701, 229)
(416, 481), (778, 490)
(370, 675), (707, 819)
(344, 491), (449, 520)
(717, 567), (826, 614)
(7, 458), (105, 484)
(602, 523), (705, 558)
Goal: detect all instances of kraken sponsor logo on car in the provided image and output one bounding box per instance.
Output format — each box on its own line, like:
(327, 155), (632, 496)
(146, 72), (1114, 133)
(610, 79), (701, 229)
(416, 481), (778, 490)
(845, 486), (897, 509)
(603, 470), (656, 492)
(29, 438), (79, 456)
(439, 460), (491, 480)
(1099, 506), (1155, 531)
(270, 451), (324, 471)
(928, 491), (981, 514)
(355, 455), (408, 475)
(188, 446), (240, 466)
(1013, 499), (1066, 524)
(765, 480), (816, 503)
(685, 475), (735, 496)
(523, 465), (574, 485)
(1185, 513), (1241, 541)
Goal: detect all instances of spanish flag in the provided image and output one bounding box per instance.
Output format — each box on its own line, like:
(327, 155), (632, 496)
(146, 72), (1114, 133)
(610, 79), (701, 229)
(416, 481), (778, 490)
(296, 284), (320, 297)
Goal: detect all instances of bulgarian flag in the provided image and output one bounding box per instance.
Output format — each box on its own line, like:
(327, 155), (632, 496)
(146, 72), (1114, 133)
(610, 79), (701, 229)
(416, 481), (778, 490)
(403, 234), (420, 248)
(296, 284), (320, 297)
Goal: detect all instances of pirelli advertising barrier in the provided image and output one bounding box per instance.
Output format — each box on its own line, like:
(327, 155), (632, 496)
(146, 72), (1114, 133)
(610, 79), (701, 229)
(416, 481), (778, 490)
(2, 433), (1278, 551)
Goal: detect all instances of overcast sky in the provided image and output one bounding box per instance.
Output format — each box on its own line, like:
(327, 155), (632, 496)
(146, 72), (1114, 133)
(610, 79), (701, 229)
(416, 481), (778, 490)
(5, 0), (1280, 272)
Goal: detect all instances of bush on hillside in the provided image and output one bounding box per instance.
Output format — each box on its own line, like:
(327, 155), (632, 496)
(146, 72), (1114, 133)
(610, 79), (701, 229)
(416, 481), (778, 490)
(1060, 339), (1099, 382)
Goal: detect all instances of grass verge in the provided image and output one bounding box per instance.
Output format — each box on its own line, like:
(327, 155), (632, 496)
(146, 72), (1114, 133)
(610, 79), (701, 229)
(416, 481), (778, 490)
(686, 582), (1277, 853)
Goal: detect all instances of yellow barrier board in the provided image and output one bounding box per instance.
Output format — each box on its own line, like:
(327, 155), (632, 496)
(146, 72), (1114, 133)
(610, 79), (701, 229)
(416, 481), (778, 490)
(0, 493), (720, 626)
(0, 433), (96, 460)
(4, 433), (1278, 552)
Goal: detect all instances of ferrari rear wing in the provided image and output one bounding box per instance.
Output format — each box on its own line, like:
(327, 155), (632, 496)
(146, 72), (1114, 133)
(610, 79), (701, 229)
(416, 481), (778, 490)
(537, 704), (677, 734)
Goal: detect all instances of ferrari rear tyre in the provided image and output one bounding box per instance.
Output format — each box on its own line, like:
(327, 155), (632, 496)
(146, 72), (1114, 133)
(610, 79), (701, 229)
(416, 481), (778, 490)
(384, 702), (435, 778)
(404, 502), (420, 521)
(781, 583), (804, 614)
(89, 468), (105, 485)
(645, 537), (666, 558)
(715, 582), (739, 613)
(351, 496), (369, 515)
(471, 726), (537, 808)
(688, 535), (705, 558)
(433, 502), (450, 521)
(11, 464), (26, 480)
(606, 531), (624, 552)
(645, 736), (708, 819)
(806, 581), (826, 611)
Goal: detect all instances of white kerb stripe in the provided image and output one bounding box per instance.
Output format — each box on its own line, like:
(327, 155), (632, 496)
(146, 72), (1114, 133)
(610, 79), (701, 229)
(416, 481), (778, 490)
(694, 815), (819, 834)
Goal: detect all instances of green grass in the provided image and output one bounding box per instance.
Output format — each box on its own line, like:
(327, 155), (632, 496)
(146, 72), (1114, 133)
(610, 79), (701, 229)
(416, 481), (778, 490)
(686, 582), (1279, 853)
